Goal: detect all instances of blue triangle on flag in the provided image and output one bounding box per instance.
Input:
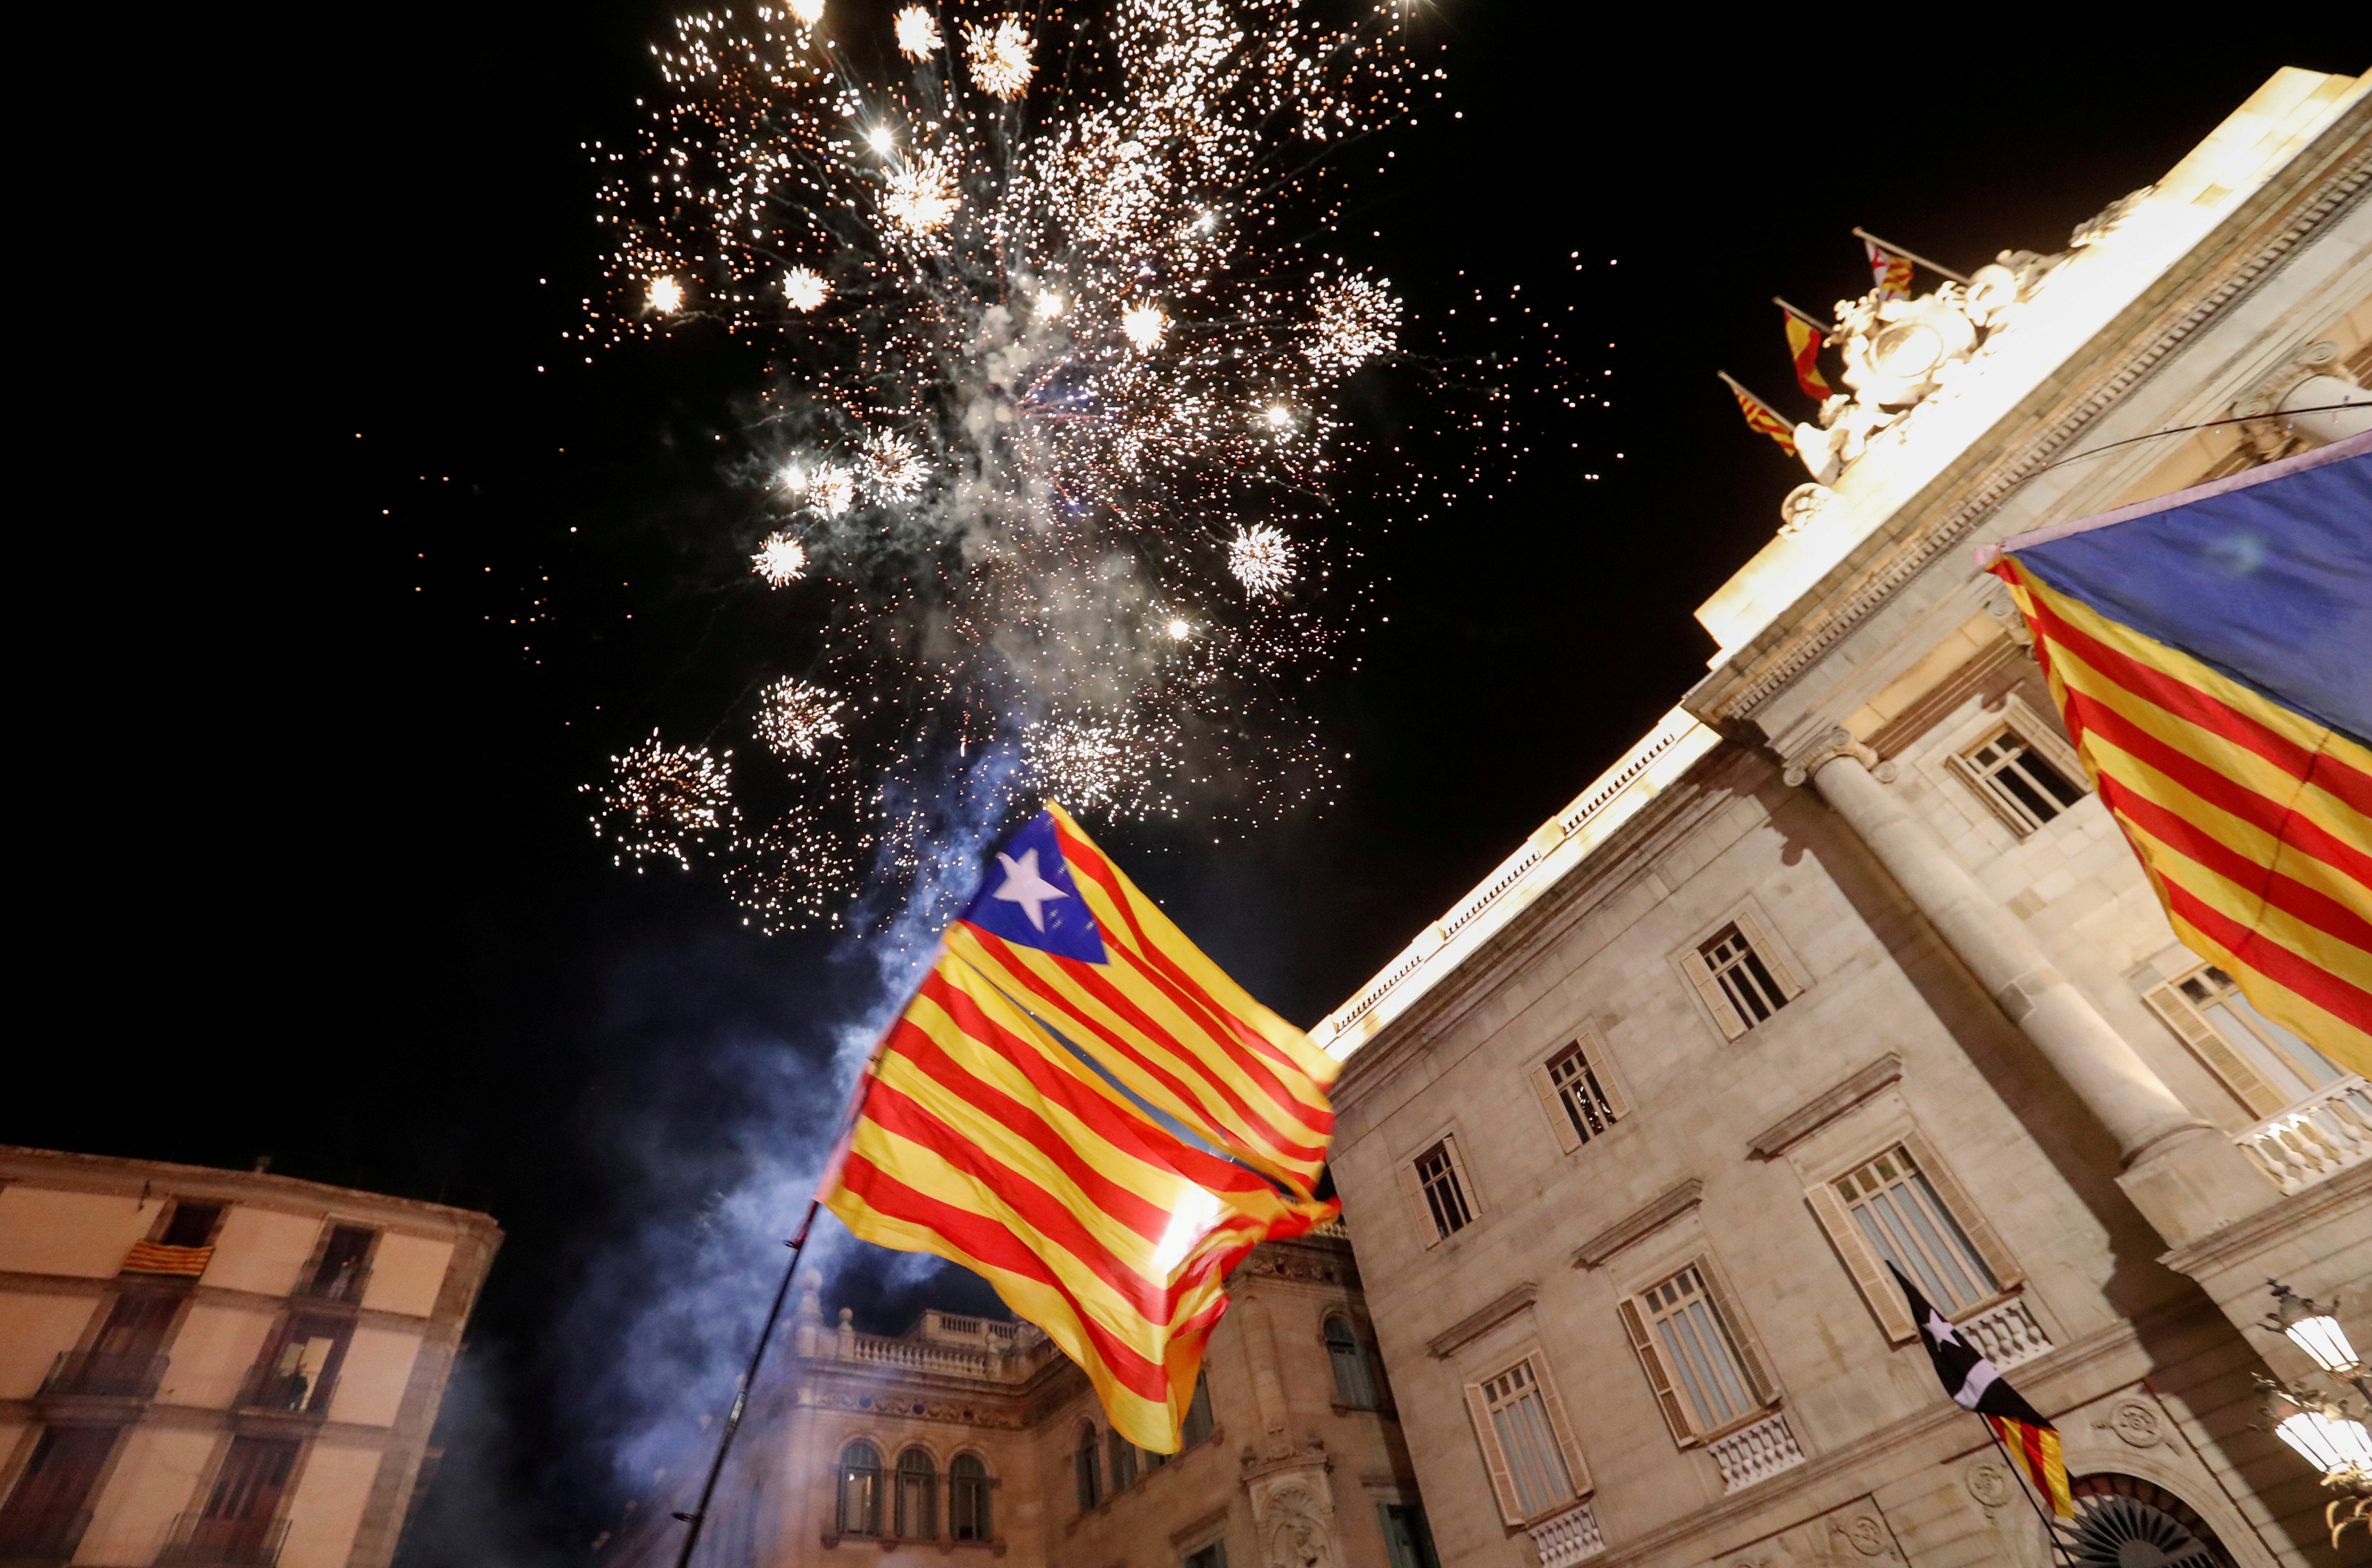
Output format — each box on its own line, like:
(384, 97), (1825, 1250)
(959, 811), (1109, 964)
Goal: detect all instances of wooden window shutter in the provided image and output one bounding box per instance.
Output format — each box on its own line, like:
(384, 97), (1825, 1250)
(1395, 1156), (1442, 1249)
(1528, 1353), (1593, 1499)
(1442, 1136), (1481, 1219)
(1684, 954), (1749, 1041)
(1731, 907), (1803, 1000)
(1699, 1261), (1778, 1408)
(1583, 1033), (1633, 1120)
(1804, 1181), (1916, 1343)
(1898, 1130), (2021, 1292)
(1461, 1381), (1523, 1525)
(2144, 980), (2286, 1117)
(1617, 1298), (1691, 1442)
(1528, 1060), (1583, 1156)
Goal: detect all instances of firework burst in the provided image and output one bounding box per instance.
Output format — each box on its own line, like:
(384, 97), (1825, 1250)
(585, 0), (1485, 926)
(582, 733), (736, 870)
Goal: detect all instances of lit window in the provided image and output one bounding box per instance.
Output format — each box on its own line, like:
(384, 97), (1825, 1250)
(1479, 1360), (1574, 1519)
(1955, 727), (2086, 835)
(1835, 1146), (1997, 1315)
(1547, 1044), (1618, 1144)
(1700, 925), (1790, 1032)
(837, 1442), (881, 1537)
(1414, 1141), (1472, 1239)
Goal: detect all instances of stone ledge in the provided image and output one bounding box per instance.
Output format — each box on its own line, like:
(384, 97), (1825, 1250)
(1424, 1284), (1538, 1358)
(1744, 1055), (1905, 1159)
(1571, 1181), (1704, 1270)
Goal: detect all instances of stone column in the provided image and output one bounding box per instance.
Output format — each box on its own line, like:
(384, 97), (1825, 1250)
(1793, 734), (2272, 1243)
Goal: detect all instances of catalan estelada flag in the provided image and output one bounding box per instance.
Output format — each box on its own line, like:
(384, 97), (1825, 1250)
(121, 1241), (213, 1277)
(1866, 238), (1914, 302)
(1982, 434), (2372, 1077)
(819, 803), (1338, 1450)
(1780, 307), (1834, 402)
(1890, 1263), (2074, 1517)
(1719, 372), (1796, 454)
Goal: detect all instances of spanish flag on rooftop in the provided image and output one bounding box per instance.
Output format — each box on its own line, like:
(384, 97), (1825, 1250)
(819, 803), (1339, 1450)
(1982, 432), (2372, 1077)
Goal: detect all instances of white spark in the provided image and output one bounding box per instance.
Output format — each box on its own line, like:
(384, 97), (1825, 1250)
(1122, 303), (1167, 352)
(752, 531), (809, 586)
(783, 266), (829, 311)
(893, 6), (941, 60)
(963, 17), (1034, 99)
(1229, 524), (1294, 598)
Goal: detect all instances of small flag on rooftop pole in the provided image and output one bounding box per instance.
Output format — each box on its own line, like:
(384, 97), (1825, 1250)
(1718, 372), (1797, 454)
(1890, 1261), (2074, 1518)
(1980, 435), (2372, 1076)
(1864, 237), (1915, 302)
(818, 803), (1340, 1452)
(1776, 300), (1836, 402)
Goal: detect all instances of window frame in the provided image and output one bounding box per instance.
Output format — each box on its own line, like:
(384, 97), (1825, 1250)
(1671, 904), (1806, 1042)
(894, 1446), (937, 1540)
(1457, 1347), (1591, 1528)
(1396, 1132), (1479, 1247)
(2143, 961), (2349, 1119)
(1617, 1258), (1777, 1446)
(1941, 694), (2087, 839)
(1803, 1128), (2021, 1343)
(949, 1452), (991, 1542)
(1179, 1373), (1215, 1448)
(1073, 1424), (1101, 1513)
(1105, 1427), (1138, 1493)
(1526, 1030), (1632, 1156)
(836, 1441), (884, 1538)
(1322, 1314), (1381, 1411)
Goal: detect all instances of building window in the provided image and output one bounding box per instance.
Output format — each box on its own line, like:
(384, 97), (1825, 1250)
(1181, 1375), (1215, 1447)
(1378, 1503), (1441, 1568)
(0, 1424), (119, 1554)
(68, 1293), (177, 1396)
(245, 1314), (349, 1414)
(181, 1437), (298, 1559)
(1413, 1141), (1472, 1239)
(1106, 1428), (1137, 1493)
(302, 1226), (376, 1302)
(1324, 1317), (1379, 1410)
(950, 1454), (990, 1542)
(1074, 1427), (1101, 1513)
(1473, 1359), (1576, 1521)
(1955, 728), (2086, 835)
(1528, 1036), (1630, 1155)
(1699, 924), (1792, 1033)
(1620, 1266), (1769, 1442)
(1183, 1543), (1228, 1568)
(1834, 1146), (1997, 1316)
(160, 1203), (223, 1248)
(893, 1448), (935, 1539)
(837, 1442), (881, 1537)
(2145, 963), (2350, 1118)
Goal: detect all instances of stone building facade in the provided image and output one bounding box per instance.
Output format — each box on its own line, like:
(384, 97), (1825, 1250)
(0, 1145), (501, 1568)
(602, 1226), (1429, 1568)
(1306, 67), (2370, 1568)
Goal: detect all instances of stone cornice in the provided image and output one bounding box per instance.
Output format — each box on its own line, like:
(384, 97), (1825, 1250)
(1690, 97), (2371, 728)
(1571, 1180), (1704, 1270)
(1745, 1055), (1905, 1159)
(2159, 1157), (2372, 1277)
(0, 1144), (502, 1238)
(1423, 1283), (1538, 1359)
(1332, 746), (1754, 1115)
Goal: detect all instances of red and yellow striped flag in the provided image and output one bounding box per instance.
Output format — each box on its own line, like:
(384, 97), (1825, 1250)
(122, 1241), (213, 1277)
(1865, 238), (1914, 302)
(1985, 436), (2372, 1075)
(820, 804), (1338, 1450)
(1780, 308), (1834, 401)
(1720, 373), (1796, 454)
(1987, 1414), (2076, 1518)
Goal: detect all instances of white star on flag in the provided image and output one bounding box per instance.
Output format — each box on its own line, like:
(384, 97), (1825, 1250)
(991, 848), (1069, 932)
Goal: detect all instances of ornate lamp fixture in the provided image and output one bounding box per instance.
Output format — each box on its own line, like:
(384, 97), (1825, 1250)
(2257, 1281), (2372, 1548)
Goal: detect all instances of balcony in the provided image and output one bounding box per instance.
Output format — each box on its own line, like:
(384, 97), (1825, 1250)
(1523, 1500), (1604, 1567)
(1708, 1412), (1806, 1493)
(2234, 1076), (2372, 1195)
(0, 1509), (92, 1564)
(40, 1350), (167, 1401)
(291, 1260), (372, 1306)
(234, 1363), (338, 1419)
(156, 1514), (290, 1568)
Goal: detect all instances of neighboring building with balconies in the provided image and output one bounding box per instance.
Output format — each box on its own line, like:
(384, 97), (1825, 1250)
(0, 1146), (501, 1568)
(1307, 67), (2368, 1568)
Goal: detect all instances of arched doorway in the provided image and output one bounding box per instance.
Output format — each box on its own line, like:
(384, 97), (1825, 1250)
(2054, 1474), (2235, 1568)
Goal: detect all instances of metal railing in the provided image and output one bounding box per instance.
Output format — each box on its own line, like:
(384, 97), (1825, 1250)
(0, 1508), (92, 1562)
(292, 1260), (372, 1305)
(235, 1362), (337, 1417)
(2235, 1076), (2372, 1195)
(40, 1350), (167, 1400)
(156, 1513), (291, 1567)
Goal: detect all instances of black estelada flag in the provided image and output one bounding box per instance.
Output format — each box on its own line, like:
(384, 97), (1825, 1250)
(1888, 1262), (2074, 1517)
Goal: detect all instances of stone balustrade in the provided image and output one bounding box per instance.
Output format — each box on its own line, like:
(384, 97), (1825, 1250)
(2234, 1076), (2372, 1195)
(1523, 1500), (1604, 1567)
(1709, 1412), (1806, 1493)
(1959, 1295), (2053, 1372)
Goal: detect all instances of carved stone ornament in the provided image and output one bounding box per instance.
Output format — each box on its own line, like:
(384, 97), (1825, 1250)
(1965, 1461), (2011, 1509)
(1243, 1459), (1339, 1568)
(1782, 728), (1895, 789)
(2069, 186), (2155, 249)
(2099, 1398), (2164, 1447)
(2231, 340), (2366, 463)
(1778, 482), (1839, 539)
(1834, 1514), (1890, 1557)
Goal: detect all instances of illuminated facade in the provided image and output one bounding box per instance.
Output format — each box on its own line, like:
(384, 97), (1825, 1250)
(1313, 68), (2370, 1568)
(598, 1226), (1430, 1568)
(0, 1145), (500, 1568)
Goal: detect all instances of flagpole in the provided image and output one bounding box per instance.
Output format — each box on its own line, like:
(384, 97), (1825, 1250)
(1714, 371), (1786, 421)
(1851, 226), (1970, 285)
(1772, 297), (1836, 336)
(1976, 1417), (2076, 1568)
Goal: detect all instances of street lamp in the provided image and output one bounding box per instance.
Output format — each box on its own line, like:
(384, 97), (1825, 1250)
(2257, 1282), (2372, 1548)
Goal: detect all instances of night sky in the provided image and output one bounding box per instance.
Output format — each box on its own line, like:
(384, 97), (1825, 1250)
(30, 10), (2353, 1561)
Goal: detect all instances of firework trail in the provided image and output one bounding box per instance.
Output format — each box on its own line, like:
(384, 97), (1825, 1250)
(581, 0), (1547, 928)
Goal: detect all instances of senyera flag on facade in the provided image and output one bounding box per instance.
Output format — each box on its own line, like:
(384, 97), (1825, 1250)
(1978, 432), (2372, 1077)
(818, 802), (1340, 1451)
